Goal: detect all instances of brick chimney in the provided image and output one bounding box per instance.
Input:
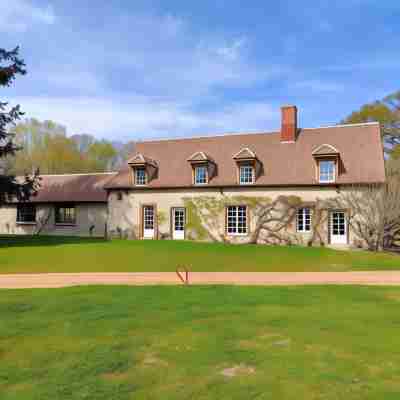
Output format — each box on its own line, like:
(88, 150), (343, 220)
(281, 105), (298, 142)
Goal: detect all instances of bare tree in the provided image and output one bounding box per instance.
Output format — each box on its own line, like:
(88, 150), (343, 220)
(330, 166), (400, 251)
(248, 196), (300, 245)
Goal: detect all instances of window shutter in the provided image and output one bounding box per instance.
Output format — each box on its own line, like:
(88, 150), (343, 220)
(139, 205), (143, 239)
(154, 204), (158, 240)
(170, 207), (173, 239)
(246, 205), (250, 234)
(225, 206), (228, 236)
(328, 211), (331, 244)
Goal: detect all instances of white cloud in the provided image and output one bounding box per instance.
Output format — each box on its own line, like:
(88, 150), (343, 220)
(4, 12), (283, 140)
(10, 96), (279, 140)
(90, 14), (274, 97)
(19, 11), (281, 106)
(215, 38), (247, 61)
(0, 0), (55, 32)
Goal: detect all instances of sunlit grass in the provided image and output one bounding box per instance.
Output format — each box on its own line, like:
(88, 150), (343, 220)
(1, 285), (400, 399)
(0, 235), (399, 273)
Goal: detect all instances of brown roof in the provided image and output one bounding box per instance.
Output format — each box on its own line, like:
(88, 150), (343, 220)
(106, 123), (385, 189)
(26, 173), (116, 203)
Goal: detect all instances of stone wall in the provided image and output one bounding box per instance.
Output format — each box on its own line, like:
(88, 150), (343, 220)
(107, 187), (356, 247)
(0, 203), (107, 237)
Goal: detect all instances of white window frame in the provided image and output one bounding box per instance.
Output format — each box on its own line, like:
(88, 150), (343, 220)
(297, 207), (312, 233)
(143, 206), (154, 230)
(135, 167), (147, 186)
(194, 165), (208, 185)
(319, 160), (335, 183)
(226, 205), (248, 236)
(239, 164), (255, 185)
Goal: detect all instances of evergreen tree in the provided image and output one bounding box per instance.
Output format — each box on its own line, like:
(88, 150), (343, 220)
(0, 47), (39, 203)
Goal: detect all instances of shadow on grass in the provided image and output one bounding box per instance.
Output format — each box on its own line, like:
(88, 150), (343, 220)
(0, 235), (107, 248)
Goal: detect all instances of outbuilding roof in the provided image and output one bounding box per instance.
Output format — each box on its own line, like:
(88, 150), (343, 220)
(26, 173), (116, 203)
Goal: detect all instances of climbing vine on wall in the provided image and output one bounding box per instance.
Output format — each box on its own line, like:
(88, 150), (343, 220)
(183, 195), (331, 246)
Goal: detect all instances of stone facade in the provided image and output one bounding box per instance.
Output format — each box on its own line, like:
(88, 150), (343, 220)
(0, 203), (107, 237)
(0, 112), (384, 247)
(107, 187), (356, 247)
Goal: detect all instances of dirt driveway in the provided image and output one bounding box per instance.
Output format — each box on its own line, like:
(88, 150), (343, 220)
(2, 271), (400, 288)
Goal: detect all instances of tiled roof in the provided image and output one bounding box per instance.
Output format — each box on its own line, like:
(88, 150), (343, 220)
(26, 173), (116, 203)
(106, 123), (385, 189)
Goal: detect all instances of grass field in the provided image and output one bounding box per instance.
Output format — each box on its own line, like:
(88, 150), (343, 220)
(0, 235), (399, 274)
(1, 285), (400, 399)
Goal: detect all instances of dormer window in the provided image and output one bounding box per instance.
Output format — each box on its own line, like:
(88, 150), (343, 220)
(187, 151), (215, 185)
(318, 160), (335, 183)
(135, 167), (147, 185)
(312, 144), (340, 184)
(127, 153), (158, 186)
(239, 164), (254, 184)
(194, 165), (208, 185)
(233, 147), (259, 185)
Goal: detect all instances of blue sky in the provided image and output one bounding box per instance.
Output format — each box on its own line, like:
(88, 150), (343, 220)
(2, 0), (399, 141)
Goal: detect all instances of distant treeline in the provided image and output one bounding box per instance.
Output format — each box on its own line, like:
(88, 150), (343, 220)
(5, 118), (135, 175)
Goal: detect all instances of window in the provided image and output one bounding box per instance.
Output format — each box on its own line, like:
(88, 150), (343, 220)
(16, 204), (36, 223)
(143, 206), (154, 230)
(319, 160), (335, 183)
(297, 208), (311, 232)
(117, 191), (123, 201)
(135, 167), (147, 185)
(227, 205), (248, 235)
(55, 204), (76, 224)
(239, 165), (254, 184)
(173, 208), (185, 232)
(194, 165), (208, 184)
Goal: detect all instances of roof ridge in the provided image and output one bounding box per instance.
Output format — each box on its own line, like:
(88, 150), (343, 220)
(134, 122), (379, 144)
(302, 121), (379, 131)
(38, 172), (118, 177)
(136, 130), (280, 144)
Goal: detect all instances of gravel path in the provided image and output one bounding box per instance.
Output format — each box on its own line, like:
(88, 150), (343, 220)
(2, 271), (400, 288)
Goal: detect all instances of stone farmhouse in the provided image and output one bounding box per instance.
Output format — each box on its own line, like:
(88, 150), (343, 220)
(0, 106), (385, 247)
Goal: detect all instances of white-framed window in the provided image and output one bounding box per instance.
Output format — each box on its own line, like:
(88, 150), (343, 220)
(143, 206), (154, 230)
(319, 160), (335, 183)
(297, 207), (311, 232)
(194, 165), (208, 184)
(239, 165), (254, 184)
(135, 167), (147, 185)
(227, 205), (248, 235)
(16, 204), (36, 223)
(173, 208), (185, 232)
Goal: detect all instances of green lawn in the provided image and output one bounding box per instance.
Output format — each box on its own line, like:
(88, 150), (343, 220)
(1, 285), (400, 399)
(0, 235), (399, 273)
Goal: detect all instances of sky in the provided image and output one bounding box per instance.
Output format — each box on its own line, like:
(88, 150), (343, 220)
(1, 0), (399, 141)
